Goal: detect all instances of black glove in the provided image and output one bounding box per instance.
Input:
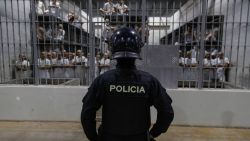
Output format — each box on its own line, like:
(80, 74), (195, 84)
(150, 134), (156, 141)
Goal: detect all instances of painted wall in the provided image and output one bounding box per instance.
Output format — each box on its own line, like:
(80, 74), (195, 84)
(0, 86), (85, 121)
(0, 86), (250, 128)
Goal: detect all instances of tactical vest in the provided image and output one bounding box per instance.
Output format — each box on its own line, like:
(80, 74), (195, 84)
(101, 80), (151, 135)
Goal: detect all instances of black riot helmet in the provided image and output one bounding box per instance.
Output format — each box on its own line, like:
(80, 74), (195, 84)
(110, 27), (144, 59)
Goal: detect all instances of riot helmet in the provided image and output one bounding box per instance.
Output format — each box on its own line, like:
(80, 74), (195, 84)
(110, 27), (144, 59)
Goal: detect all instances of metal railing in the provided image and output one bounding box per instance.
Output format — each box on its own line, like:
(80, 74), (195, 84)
(0, 0), (250, 89)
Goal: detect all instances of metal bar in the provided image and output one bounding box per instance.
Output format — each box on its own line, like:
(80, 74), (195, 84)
(178, 1), (183, 88)
(218, 0), (223, 88)
(10, 0), (18, 84)
(80, 0), (84, 84)
(88, 0), (95, 84)
(142, 0), (147, 63)
(4, 0), (11, 82)
(183, 1), (190, 88)
(0, 15), (5, 83)
(235, 0), (244, 88)
(210, 0), (217, 88)
(141, 0), (146, 44)
(17, 0), (24, 84)
(128, 1), (131, 28)
(135, 1), (138, 28)
(223, 0), (229, 72)
(198, 0), (207, 89)
(165, 1), (168, 45)
(229, 0), (236, 87)
(191, 0), (198, 88)
(73, 0), (77, 85)
(171, 1), (175, 46)
(31, 0), (39, 85)
(196, 0), (202, 88)
(242, 0), (250, 89)
(249, 66), (250, 89)
(3, 0), (10, 81)
(152, 1), (155, 45)
(159, 1), (162, 45)
(86, 0), (89, 53)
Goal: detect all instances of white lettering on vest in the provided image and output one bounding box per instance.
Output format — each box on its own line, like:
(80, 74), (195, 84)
(140, 86), (146, 93)
(109, 85), (145, 94)
(116, 85), (122, 92)
(131, 86), (136, 93)
(110, 85), (116, 92)
(123, 86), (128, 93)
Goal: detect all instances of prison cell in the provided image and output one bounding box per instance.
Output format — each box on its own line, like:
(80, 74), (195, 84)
(0, 0), (250, 89)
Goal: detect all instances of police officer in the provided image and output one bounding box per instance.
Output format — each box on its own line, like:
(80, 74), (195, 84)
(81, 27), (174, 141)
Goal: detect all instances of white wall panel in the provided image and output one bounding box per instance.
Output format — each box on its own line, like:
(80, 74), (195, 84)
(1, 86), (250, 128)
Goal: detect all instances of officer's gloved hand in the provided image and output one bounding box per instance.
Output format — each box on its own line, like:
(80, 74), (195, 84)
(150, 134), (156, 141)
(150, 138), (156, 141)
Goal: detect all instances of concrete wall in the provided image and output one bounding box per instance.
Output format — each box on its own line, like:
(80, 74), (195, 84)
(170, 89), (250, 127)
(0, 86), (85, 121)
(0, 85), (250, 128)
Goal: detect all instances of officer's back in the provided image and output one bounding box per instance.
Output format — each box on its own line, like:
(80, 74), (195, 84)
(81, 27), (174, 141)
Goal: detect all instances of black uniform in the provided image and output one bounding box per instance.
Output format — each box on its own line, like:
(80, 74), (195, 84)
(81, 65), (174, 141)
(81, 27), (174, 141)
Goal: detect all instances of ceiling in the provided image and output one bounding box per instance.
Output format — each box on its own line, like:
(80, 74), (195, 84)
(72, 0), (189, 17)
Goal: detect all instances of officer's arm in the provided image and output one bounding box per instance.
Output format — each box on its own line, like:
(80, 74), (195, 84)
(81, 78), (103, 141)
(150, 80), (174, 138)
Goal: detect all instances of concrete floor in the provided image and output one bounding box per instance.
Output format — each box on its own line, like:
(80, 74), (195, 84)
(0, 121), (250, 141)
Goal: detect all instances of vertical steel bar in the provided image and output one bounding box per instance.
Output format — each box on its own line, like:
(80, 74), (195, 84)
(218, 0), (223, 88)
(88, 0), (95, 84)
(141, 0), (147, 63)
(31, 0), (39, 85)
(86, 0), (89, 53)
(229, 0), (236, 87)
(79, 0), (84, 84)
(128, 1), (131, 28)
(178, 1), (183, 88)
(183, 1), (190, 88)
(152, 1), (155, 45)
(0, 15), (5, 82)
(198, 0), (207, 89)
(223, 0), (230, 87)
(249, 66), (250, 89)
(135, 1), (138, 28)
(97, 1), (102, 51)
(197, 0), (202, 88)
(17, 0), (23, 84)
(23, 0), (30, 84)
(242, 0), (250, 89)
(165, 1), (168, 45)
(72, 1), (77, 85)
(235, 0), (244, 88)
(0, 22), (1, 83)
(210, 0), (217, 88)
(67, 0), (72, 81)
(4, 0), (11, 82)
(10, 0), (17, 84)
(192, 0), (198, 88)
(159, 1), (162, 45)
(142, 0), (146, 44)
(171, 1), (175, 46)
